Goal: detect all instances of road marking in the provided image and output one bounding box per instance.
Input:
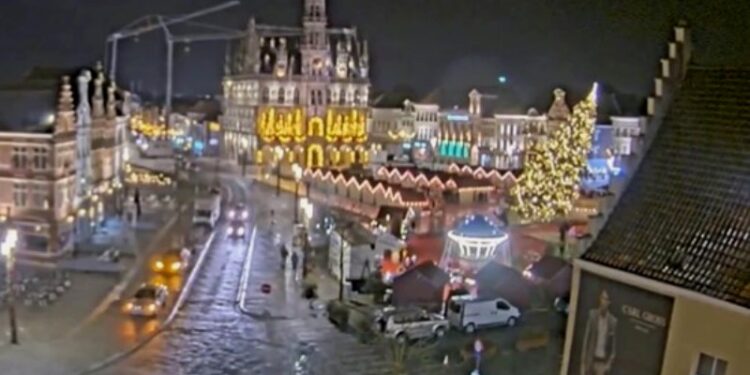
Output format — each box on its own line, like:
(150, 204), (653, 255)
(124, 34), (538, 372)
(236, 226), (257, 310)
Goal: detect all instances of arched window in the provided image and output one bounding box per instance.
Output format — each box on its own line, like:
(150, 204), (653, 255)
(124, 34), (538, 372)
(279, 88), (286, 104)
(293, 88), (300, 104)
(261, 87), (269, 103)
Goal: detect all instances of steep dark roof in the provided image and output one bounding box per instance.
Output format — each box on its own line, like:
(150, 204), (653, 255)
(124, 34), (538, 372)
(582, 67), (750, 309)
(395, 261), (449, 289)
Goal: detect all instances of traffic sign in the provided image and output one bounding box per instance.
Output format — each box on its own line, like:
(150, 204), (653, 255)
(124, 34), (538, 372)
(260, 283), (272, 294)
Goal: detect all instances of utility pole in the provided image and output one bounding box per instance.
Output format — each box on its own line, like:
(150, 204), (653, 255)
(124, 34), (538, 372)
(276, 163), (281, 196)
(338, 228), (345, 301)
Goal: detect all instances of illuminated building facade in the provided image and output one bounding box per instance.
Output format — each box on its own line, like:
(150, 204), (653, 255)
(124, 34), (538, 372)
(433, 89), (569, 169)
(368, 100), (439, 163)
(221, 0), (370, 170)
(0, 65), (127, 256)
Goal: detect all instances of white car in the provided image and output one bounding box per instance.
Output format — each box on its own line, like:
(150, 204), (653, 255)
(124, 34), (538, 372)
(122, 284), (169, 318)
(447, 295), (521, 333)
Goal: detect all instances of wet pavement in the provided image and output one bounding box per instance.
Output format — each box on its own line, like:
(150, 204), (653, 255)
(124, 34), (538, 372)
(0, 172), (565, 375)
(99, 179), (458, 375)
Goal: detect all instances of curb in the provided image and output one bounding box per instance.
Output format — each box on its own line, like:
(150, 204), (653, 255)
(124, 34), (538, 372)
(76, 230), (217, 375)
(235, 224), (290, 321)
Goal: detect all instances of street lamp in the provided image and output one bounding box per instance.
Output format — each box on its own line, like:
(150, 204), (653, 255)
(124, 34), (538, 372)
(273, 146), (284, 196)
(292, 163), (303, 224)
(2, 228), (19, 344)
(240, 137), (249, 177)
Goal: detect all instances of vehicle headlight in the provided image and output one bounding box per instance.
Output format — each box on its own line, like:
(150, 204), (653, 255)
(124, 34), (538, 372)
(228, 210), (235, 219)
(124, 302), (134, 312)
(147, 303), (157, 312)
(155, 261), (164, 270)
(171, 261), (182, 271)
(238, 227), (245, 235)
(227, 227), (234, 235)
(242, 211), (249, 219)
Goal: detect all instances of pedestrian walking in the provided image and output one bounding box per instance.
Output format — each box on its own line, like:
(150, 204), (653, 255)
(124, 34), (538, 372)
(291, 251), (299, 271)
(280, 244), (289, 269)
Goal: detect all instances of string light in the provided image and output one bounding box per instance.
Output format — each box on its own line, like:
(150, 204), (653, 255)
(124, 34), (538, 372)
(511, 84), (598, 223)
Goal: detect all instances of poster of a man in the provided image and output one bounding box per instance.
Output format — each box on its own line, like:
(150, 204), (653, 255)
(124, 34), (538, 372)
(580, 290), (617, 375)
(568, 271), (673, 375)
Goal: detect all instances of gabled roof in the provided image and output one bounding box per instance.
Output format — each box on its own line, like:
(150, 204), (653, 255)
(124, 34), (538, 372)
(581, 66), (750, 309)
(394, 261), (449, 289)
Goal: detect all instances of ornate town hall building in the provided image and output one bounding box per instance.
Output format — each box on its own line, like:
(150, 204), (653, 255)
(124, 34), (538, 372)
(221, 0), (371, 170)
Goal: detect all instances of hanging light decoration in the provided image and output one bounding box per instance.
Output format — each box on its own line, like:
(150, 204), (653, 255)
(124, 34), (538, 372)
(511, 83), (598, 223)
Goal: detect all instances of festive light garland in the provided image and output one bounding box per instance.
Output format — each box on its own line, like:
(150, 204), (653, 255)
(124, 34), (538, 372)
(511, 84), (598, 222)
(257, 107), (367, 144)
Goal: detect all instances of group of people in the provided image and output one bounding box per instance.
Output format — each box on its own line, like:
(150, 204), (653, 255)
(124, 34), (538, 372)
(279, 244), (300, 271)
(269, 209), (318, 307)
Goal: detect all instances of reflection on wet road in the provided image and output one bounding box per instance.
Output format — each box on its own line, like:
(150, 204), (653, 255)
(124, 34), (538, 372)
(101, 179), (452, 375)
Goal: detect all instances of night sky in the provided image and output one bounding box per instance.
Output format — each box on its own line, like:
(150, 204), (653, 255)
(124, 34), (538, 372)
(1, 0), (748, 107)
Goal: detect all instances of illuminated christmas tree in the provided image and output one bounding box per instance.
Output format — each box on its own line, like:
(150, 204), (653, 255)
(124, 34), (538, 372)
(511, 84), (598, 222)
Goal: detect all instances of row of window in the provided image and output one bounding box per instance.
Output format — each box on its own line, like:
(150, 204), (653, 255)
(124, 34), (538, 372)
(12, 147), (49, 170)
(230, 85), (368, 107)
(13, 183), (49, 209)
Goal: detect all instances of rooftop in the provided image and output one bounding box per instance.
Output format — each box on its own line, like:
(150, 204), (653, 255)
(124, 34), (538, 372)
(581, 66), (750, 309)
(451, 214), (506, 239)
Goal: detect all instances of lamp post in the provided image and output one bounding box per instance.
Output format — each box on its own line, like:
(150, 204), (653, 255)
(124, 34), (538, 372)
(292, 163), (303, 224)
(2, 228), (19, 345)
(338, 226), (345, 301)
(333, 220), (354, 302)
(273, 146), (284, 196)
(240, 137), (249, 177)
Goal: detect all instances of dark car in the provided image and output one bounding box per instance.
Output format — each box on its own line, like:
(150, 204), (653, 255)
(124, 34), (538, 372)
(151, 249), (190, 275)
(227, 202), (249, 220)
(122, 284), (168, 317)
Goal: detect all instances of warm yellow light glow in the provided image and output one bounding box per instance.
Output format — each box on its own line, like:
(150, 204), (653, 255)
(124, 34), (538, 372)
(511, 84), (598, 222)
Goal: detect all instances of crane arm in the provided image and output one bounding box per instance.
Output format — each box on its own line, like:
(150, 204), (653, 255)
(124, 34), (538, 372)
(171, 32), (246, 43)
(108, 1), (239, 42)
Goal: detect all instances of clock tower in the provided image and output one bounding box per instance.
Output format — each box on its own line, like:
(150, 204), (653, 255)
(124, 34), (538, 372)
(300, 0), (330, 117)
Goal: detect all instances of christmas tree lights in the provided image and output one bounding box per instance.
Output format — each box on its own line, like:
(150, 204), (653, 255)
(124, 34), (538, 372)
(511, 84), (598, 222)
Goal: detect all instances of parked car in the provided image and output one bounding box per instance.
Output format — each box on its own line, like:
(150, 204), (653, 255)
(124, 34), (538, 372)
(377, 308), (449, 343)
(447, 295), (521, 333)
(122, 284), (169, 317)
(227, 220), (247, 239)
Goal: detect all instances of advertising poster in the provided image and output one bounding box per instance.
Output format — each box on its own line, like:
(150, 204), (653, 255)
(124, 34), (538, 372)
(568, 271), (674, 375)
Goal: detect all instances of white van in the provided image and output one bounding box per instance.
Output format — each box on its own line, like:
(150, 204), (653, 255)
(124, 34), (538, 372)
(193, 195), (221, 228)
(447, 295), (521, 333)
